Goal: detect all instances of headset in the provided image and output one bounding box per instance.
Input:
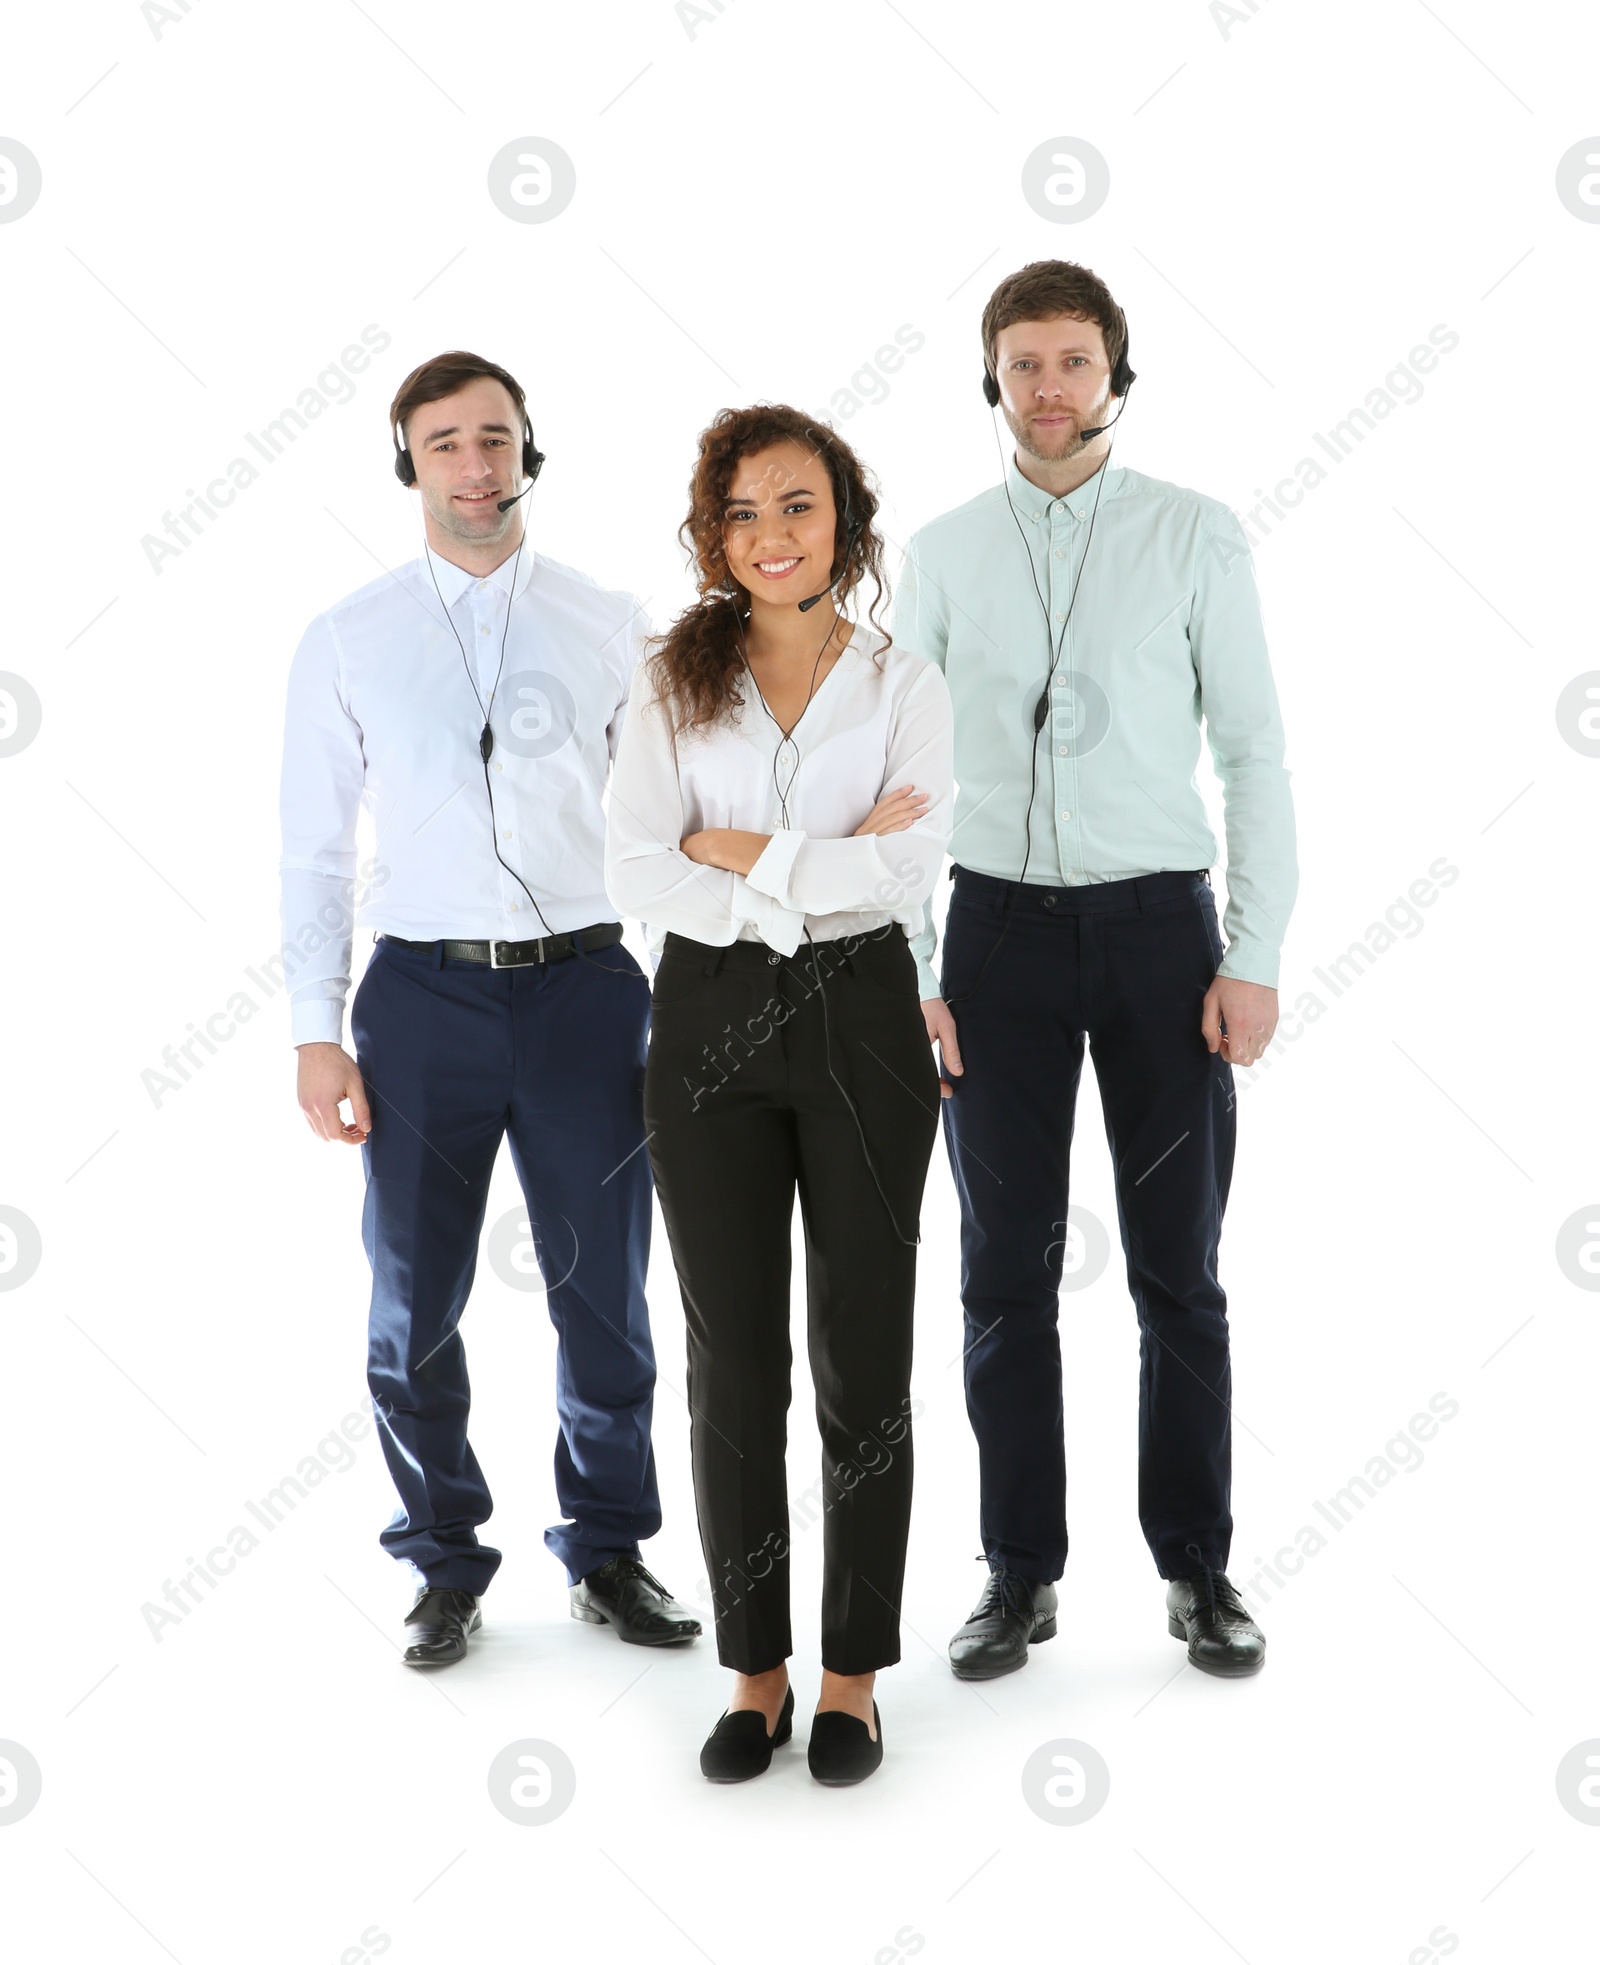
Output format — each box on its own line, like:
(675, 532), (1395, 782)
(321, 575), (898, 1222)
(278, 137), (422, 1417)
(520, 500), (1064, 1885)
(395, 396), (637, 979)
(392, 406), (545, 490)
(979, 308), (1136, 410)
(722, 451), (920, 1249)
(945, 312), (1136, 1012)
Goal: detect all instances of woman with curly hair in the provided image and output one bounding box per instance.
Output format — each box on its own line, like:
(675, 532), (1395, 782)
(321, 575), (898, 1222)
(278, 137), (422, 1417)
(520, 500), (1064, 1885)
(605, 406), (953, 1785)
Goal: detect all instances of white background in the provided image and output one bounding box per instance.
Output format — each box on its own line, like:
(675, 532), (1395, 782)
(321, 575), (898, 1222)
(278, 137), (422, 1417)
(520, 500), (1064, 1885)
(3, 1), (1598, 1959)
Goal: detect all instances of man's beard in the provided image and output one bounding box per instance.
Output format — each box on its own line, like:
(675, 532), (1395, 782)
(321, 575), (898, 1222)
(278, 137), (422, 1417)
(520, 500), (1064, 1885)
(1006, 403), (1106, 464)
(425, 489), (515, 544)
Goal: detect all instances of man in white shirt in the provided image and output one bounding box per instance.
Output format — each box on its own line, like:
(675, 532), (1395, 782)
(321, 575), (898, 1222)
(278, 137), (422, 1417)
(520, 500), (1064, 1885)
(279, 350), (700, 1666)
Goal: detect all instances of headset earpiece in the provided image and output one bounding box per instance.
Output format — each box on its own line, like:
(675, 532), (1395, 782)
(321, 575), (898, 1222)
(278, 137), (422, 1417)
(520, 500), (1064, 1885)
(828, 494), (865, 589)
(393, 434), (416, 486)
(981, 369), (1001, 407)
(1110, 306), (1136, 400)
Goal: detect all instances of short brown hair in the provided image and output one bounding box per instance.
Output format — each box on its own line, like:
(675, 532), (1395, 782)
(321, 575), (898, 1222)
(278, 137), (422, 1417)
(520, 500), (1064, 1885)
(388, 350), (529, 452)
(980, 260), (1127, 387)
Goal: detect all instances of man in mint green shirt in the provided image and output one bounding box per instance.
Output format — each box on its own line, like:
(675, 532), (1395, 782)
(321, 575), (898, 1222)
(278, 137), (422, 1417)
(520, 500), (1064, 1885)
(895, 259), (1296, 1684)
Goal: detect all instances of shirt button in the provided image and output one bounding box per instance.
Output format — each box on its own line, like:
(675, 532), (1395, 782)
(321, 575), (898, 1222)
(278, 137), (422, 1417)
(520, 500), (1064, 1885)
(1057, 746), (1068, 756)
(478, 624), (490, 635)
(1054, 548), (1068, 560)
(493, 761), (504, 772)
(1054, 674), (1066, 685)
(477, 579), (488, 589)
(502, 830), (512, 840)
(510, 902), (519, 912)
(1060, 809), (1071, 821)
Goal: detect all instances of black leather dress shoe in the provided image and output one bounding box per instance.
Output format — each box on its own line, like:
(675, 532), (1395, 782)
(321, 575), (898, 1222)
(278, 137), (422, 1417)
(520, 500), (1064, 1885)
(808, 1701), (884, 1786)
(569, 1555), (702, 1646)
(402, 1585), (481, 1667)
(948, 1566), (1059, 1680)
(1166, 1561), (1265, 1677)
(700, 1684), (794, 1783)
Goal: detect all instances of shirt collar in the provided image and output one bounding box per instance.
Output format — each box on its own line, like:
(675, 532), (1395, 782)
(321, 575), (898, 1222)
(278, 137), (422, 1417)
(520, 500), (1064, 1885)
(422, 539), (536, 608)
(1003, 453), (1124, 525)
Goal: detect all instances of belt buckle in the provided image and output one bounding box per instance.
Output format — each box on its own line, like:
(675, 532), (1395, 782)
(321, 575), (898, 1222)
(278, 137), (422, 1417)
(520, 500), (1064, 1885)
(489, 936), (544, 968)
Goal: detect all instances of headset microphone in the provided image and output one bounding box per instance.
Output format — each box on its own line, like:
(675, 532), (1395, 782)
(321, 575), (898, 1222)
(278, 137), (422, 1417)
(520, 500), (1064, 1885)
(496, 481), (536, 513)
(1077, 397), (1130, 442)
(797, 512), (864, 612)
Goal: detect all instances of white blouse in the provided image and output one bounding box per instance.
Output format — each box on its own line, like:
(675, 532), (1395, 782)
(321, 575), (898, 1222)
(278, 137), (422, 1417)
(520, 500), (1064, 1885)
(605, 622), (954, 962)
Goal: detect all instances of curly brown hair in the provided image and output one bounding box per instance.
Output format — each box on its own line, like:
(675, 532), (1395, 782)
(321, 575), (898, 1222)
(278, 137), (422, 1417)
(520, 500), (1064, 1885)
(648, 405), (892, 736)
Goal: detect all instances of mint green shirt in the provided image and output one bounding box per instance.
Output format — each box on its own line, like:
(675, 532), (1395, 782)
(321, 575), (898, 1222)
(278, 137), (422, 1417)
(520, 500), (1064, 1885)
(895, 458), (1296, 998)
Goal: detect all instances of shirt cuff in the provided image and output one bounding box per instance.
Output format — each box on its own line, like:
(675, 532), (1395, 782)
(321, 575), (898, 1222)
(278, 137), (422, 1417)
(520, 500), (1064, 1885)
(728, 873), (805, 955)
(744, 828), (806, 905)
(1216, 939), (1280, 989)
(915, 955), (941, 1002)
(291, 997), (347, 1048)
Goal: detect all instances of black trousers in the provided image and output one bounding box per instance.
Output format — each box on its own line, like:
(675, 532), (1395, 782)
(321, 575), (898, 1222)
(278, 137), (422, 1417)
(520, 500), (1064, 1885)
(940, 866), (1237, 1582)
(643, 926), (941, 1675)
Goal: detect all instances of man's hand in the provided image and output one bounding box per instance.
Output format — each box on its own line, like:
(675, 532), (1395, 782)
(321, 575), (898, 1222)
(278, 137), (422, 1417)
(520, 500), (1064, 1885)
(921, 996), (962, 1098)
(297, 1041), (372, 1143)
(1201, 977), (1278, 1068)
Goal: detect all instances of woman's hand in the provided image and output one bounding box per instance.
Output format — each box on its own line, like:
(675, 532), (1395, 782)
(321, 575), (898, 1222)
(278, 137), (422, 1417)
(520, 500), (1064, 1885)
(680, 828), (771, 875)
(854, 785), (929, 837)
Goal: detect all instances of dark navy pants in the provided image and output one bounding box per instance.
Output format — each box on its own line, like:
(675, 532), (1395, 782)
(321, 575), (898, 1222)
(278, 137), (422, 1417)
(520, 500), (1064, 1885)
(940, 867), (1236, 1583)
(349, 933), (659, 1593)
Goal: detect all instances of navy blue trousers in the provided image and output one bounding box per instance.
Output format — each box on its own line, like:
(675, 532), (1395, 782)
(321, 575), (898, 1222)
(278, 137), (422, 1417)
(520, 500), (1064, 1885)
(940, 867), (1236, 1583)
(349, 934), (659, 1593)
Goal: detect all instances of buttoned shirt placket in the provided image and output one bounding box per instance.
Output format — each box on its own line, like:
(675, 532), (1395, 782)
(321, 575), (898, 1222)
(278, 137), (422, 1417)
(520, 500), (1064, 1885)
(1040, 491), (1088, 885)
(466, 569), (525, 928)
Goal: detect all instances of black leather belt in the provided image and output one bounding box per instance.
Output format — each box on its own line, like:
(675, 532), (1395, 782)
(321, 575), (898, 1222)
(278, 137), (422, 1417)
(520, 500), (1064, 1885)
(382, 922), (625, 968)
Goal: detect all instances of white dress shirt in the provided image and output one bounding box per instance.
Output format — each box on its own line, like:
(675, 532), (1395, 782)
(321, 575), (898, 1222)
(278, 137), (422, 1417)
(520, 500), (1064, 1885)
(605, 622), (954, 963)
(278, 541), (649, 1046)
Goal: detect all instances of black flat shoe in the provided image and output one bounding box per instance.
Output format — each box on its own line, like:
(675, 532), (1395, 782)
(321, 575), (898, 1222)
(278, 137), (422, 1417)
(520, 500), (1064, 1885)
(402, 1586), (481, 1668)
(1166, 1559), (1265, 1677)
(700, 1683), (794, 1783)
(808, 1701), (884, 1786)
(571, 1555), (703, 1647)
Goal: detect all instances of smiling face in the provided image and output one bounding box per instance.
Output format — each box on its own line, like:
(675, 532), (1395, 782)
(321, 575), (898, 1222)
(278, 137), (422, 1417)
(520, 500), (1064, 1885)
(406, 374), (526, 549)
(992, 314), (1115, 465)
(721, 439), (840, 611)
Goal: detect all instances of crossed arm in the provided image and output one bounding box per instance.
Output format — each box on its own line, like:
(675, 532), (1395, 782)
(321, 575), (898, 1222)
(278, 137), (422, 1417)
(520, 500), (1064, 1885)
(680, 784), (931, 871)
